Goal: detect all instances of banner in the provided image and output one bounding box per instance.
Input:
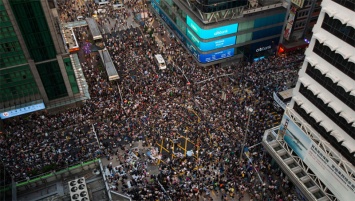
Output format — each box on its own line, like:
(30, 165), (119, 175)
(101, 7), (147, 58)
(273, 92), (286, 110)
(284, 6), (297, 41)
(279, 115), (355, 200)
(0, 102), (45, 119)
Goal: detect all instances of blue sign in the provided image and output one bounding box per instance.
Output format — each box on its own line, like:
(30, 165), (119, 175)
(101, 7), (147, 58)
(186, 40), (234, 63)
(199, 48), (234, 63)
(0, 102), (46, 119)
(151, 0), (160, 15)
(186, 15), (238, 39)
(186, 29), (236, 51)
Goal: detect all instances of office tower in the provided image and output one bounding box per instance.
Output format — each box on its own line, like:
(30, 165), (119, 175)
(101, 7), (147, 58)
(262, 0), (355, 200)
(151, 0), (289, 66)
(0, 0), (87, 119)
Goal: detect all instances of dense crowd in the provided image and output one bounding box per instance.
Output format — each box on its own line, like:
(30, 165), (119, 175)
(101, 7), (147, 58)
(0, 0), (305, 200)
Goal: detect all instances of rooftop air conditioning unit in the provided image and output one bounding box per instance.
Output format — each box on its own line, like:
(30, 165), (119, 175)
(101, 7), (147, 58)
(68, 177), (90, 201)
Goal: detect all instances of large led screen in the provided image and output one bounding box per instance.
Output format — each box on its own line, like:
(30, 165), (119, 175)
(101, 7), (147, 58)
(186, 41), (234, 63)
(186, 15), (238, 39)
(186, 29), (236, 51)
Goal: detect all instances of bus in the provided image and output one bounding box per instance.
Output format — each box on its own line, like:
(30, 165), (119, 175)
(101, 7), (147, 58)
(154, 54), (167, 70)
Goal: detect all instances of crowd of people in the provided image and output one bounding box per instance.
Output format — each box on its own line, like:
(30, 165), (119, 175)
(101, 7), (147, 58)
(0, 0), (306, 200)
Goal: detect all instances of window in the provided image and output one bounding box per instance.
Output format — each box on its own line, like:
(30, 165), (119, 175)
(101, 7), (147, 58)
(321, 13), (355, 47)
(293, 103), (355, 165)
(299, 83), (354, 139)
(313, 40), (355, 79)
(305, 64), (354, 109)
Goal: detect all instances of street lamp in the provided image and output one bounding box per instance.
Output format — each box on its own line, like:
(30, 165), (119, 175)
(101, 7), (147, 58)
(239, 106), (253, 161)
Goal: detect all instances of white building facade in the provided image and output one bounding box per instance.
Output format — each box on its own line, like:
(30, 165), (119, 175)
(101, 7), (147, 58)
(262, 0), (355, 200)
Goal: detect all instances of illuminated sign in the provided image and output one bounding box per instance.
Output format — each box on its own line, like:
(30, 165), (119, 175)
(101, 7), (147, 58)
(0, 102), (46, 119)
(186, 16), (238, 39)
(199, 48), (234, 63)
(186, 29), (236, 51)
(186, 40), (234, 63)
(279, 115), (355, 200)
(256, 45), (272, 52)
(151, 0), (160, 15)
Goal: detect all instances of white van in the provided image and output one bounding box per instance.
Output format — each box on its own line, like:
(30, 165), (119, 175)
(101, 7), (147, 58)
(113, 3), (124, 10)
(154, 54), (167, 70)
(95, 0), (109, 6)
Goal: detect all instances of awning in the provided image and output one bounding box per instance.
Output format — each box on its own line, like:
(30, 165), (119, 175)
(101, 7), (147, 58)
(342, 140), (355, 153)
(320, 120), (333, 132)
(293, 96), (303, 105)
(314, 63), (329, 75)
(317, 93), (331, 104)
(325, 72), (340, 83)
(339, 111), (354, 124)
(305, 56), (318, 67)
(328, 101), (342, 114)
(351, 90), (355, 96)
(312, 32), (327, 43)
(330, 130), (345, 142)
(335, 45), (353, 60)
(310, 111), (323, 123)
(324, 38), (339, 51)
(321, 2), (336, 16)
(300, 103), (313, 114)
(337, 80), (353, 92)
(299, 77), (311, 87)
(307, 84), (320, 95)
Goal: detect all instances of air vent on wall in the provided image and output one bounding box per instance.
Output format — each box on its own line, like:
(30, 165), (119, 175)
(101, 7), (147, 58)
(68, 177), (90, 201)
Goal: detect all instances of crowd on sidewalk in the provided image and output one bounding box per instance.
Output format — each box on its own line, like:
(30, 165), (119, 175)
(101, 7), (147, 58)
(0, 1), (305, 200)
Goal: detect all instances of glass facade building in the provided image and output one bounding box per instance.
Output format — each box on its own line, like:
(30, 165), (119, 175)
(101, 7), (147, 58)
(151, 0), (287, 65)
(0, 0), (80, 114)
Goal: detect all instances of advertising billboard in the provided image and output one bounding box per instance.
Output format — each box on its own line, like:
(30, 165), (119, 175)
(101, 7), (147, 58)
(186, 29), (236, 51)
(284, 6), (297, 41)
(0, 102), (46, 119)
(186, 15), (238, 39)
(186, 41), (234, 63)
(291, 0), (305, 8)
(279, 115), (355, 200)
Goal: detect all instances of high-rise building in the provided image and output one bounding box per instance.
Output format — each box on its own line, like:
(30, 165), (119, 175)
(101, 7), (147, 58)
(0, 0), (88, 119)
(151, 0), (290, 66)
(262, 0), (355, 200)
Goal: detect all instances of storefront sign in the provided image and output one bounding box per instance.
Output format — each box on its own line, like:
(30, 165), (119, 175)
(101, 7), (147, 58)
(0, 102), (46, 119)
(186, 15), (238, 40)
(256, 45), (272, 52)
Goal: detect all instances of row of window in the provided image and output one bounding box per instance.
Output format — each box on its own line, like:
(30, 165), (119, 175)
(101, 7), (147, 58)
(305, 64), (355, 109)
(0, 41), (22, 53)
(0, 65), (39, 102)
(313, 40), (355, 79)
(0, 10), (9, 23)
(0, 54), (26, 68)
(299, 83), (354, 139)
(293, 103), (355, 166)
(0, 26), (16, 39)
(0, 83), (39, 102)
(321, 13), (355, 47)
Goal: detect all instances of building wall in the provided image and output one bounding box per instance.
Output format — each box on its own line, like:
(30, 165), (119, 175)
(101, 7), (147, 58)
(152, 0), (287, 64)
